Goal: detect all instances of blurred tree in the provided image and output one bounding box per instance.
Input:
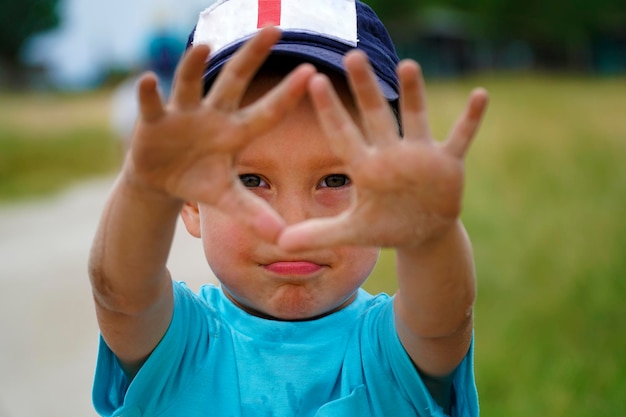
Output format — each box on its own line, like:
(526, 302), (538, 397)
(366, 0), (626, 71)
(0, 0), (60, 86)
(401, 0), (626, 39)
(420, 0), (626, 68)
(365, 0), (416, 18)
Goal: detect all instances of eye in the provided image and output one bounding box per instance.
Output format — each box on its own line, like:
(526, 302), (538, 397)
(319, 174), (350, 188)
(239, 174), (267, 188)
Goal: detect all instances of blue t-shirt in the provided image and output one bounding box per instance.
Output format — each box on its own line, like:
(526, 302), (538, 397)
(93, 282), (478, 417)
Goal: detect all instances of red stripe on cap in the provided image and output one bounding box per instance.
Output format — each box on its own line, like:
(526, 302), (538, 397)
(258, 0), (281, 27)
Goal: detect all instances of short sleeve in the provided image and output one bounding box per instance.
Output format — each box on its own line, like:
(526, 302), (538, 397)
(360, 298), (479, 417)
(449, 338), (479, 416)
(92, 281), (214, 417)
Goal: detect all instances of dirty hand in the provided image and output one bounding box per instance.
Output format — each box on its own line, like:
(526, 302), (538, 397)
(125, 27), (315, 240)
(278, 50), (488, 251)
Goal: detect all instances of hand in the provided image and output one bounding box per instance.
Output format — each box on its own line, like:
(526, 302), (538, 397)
(126, 27), (316, 240)
(278, 51), (488, 251)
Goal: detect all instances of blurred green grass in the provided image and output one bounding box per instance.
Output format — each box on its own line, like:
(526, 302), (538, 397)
(366, 75), (626, 416)
(1, 76), (625, 415)
(0, 91), (123, 200)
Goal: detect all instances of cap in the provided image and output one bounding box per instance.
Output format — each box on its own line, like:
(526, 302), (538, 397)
(187, 0), (400, 101)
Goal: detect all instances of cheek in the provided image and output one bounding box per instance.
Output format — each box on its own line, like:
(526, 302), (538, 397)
(315, 188), (353, 214)
(198, 207), (255, 271)
(339, 247), (380, 285)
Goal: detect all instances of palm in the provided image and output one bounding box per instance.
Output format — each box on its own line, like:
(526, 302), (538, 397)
(132, 102), (246, 203)
(279, 51), (488, 251)
(126, 28), (315, 238)
(345, 140), (465, 247)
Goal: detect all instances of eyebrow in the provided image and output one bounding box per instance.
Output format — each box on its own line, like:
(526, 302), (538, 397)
(235, 153), (347, 172)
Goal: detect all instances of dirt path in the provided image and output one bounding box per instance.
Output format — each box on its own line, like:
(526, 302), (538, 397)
(0, 177), (215, 417)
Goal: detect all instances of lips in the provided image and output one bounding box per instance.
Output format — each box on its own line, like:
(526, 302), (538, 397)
(263, 261), (324, 275)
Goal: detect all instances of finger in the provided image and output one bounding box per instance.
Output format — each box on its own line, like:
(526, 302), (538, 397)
(206, 26), (282, 110)
(236, 63), (316, 139)
(443, 88), (489, 159)
(344, 50), (398, 145)
(308, 73), (367, 162)
(170, 44), (210, 110)
(278, 213), (360, 252)
(398, 60), (432, 140)
(217, 185), (286, 242)
(137, 72), (165, 123)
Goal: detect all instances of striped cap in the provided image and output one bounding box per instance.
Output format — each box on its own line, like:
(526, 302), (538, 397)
(187, 0), (400, 100)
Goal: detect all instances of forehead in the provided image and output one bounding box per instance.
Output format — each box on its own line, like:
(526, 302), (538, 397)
(235, 90), (346, 171)
(242, 56), (356, 108)
(236, 61), (356, 168)
(236, 56), (362, 167)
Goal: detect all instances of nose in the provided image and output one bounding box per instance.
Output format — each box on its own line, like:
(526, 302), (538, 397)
(272, 189), (313, 226)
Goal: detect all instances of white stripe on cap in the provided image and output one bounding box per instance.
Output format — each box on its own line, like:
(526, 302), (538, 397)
(193, 0), (357, 56)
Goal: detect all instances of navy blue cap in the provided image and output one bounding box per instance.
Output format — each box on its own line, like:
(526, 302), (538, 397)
(187, 1), (400, 101)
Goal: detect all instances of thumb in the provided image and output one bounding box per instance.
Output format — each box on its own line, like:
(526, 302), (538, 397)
(218, 188), (286, 242)
(277, 213), (358, 252)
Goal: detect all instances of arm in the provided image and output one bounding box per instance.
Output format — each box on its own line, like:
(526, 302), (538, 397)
(89, 28), (315, 376)
(89, 170), (181, 376)
(393, 221), (475, 412)
(394, 221), (475, 377)
(391, 57), (485, 380)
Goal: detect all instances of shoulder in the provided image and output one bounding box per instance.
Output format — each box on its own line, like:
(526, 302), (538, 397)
(354, 288), (392, 314)
(352, 292), (479, 416)
(94, 282), (228, 416)
(174, 281), (221, 314)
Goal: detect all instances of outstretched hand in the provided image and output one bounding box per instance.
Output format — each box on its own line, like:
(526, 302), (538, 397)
(126, 27), (316, 240)
(278, 51), (488, 251)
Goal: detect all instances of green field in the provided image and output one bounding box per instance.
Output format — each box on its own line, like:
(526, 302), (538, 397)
(0, 90), (123, 200)
(2, 75), (625, 415)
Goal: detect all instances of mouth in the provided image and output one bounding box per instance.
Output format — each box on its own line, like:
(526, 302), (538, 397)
(262, 261), (325, 276)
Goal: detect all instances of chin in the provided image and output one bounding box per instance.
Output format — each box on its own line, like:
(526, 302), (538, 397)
(267, 297), (323, 321)
(266, 289), (354, 321)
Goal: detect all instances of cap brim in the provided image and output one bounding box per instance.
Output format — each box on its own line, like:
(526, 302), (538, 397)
(202, 39), (399, 101)
(271, 43), (399, 101)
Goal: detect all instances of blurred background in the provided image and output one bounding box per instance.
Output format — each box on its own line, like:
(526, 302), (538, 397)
(0, 0), (624, 416)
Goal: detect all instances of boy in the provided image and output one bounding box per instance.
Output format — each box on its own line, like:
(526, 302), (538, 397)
(89, 1), (488, 416)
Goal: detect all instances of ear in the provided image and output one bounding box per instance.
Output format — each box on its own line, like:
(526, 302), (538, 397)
(180, 201), (201, 238)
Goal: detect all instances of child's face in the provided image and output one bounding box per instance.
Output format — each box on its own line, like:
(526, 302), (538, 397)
(182, 71), (379, 320)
